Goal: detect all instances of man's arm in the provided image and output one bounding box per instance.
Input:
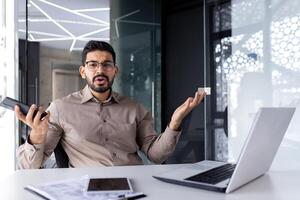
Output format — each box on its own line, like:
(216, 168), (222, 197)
(137, 91), (206, 163)
(15, 102), (63, 169)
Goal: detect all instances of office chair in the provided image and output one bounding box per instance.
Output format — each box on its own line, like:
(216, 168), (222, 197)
(53, 140), (69, 168)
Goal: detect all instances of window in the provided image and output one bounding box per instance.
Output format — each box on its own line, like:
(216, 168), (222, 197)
(0, 0), (18, 180)
(208, 0), (300, 165)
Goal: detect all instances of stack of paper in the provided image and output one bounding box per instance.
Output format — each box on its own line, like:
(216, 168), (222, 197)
(25, 175), (144, 200)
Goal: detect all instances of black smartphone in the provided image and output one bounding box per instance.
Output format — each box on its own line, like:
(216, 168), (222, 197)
(0, 97), (47, 119)
(86, 178), (133, 194)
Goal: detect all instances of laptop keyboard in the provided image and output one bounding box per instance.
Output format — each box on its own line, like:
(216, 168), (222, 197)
(185, 163), (236, 185)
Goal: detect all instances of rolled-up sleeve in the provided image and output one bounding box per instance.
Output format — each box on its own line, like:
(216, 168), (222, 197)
(136, 105), (181, 164)
(17, 140), (45, 169)
(16, 101), (64, 169)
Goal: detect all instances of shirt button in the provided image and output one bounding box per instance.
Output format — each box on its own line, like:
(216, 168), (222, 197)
(105, 138), (108, 142)
(112, 152), (116, 157)
(103, 119), (106, 122)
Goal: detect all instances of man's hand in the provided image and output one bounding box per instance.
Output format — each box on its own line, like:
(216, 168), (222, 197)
(169, 91), (206, 131)
(15, 104), (50, 144)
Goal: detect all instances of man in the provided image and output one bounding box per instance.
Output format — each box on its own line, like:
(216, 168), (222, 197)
(16, 41), (206, 169)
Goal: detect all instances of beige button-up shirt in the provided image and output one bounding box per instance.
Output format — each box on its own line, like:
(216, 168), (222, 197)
(17, 85), (181, 169)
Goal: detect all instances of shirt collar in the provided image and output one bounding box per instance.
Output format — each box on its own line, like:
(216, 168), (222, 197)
(80, 85), (120, 104)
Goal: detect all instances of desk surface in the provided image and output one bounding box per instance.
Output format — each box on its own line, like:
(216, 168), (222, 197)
(0, 164), (299, 200)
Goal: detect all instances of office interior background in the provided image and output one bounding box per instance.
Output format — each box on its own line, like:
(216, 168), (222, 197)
(0, 0), (299, 180)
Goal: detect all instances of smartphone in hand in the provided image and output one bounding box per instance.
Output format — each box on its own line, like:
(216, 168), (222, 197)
(0, 97), (47, 119)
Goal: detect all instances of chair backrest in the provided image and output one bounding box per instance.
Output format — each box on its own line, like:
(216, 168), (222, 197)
(54, 141), (69, 168)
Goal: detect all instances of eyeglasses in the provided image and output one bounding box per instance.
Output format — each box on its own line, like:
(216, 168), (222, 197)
(85, 61), (115, 71)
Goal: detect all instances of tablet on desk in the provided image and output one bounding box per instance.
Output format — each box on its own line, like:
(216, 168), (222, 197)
(86, 177), (133, 194)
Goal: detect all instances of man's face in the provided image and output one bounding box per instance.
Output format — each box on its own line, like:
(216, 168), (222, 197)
(80, 50), (118, 93)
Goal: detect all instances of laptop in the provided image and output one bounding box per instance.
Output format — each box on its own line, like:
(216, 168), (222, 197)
(153, 107), (295, 193)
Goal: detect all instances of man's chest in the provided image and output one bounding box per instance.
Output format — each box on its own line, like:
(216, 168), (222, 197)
(58, 103), (138, 150)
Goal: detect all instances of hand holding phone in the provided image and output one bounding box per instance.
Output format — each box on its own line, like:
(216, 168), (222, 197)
(0, 97), (49, 144)
(0, 97), (47, 119)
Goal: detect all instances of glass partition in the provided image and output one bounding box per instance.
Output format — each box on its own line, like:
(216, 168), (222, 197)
(110, 0), (161, 132)
(207, 0), (300, 165)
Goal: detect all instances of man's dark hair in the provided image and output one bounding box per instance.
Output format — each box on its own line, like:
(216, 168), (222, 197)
(82, 40), (116, 65)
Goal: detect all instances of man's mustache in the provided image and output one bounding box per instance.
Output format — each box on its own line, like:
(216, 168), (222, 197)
(93, 74), (109, 82)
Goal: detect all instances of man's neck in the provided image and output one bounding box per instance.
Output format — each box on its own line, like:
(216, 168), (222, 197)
(90, 89), (111, 102)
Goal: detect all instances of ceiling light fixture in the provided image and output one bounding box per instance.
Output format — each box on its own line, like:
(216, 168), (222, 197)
(77, 37), (109, 41)
(73, 8), (110, 13)
(21, 0), (110, 51)
(30, 0), (75, 38)
(114, 9), (140, 38)
(77, 27), (109, 39)
(19, 29), (69, 38)
(19, 18), (108, 27)
(37, 0), (109, 25)
(70, 39), (77, 52)
(31, 37), (73, 42)
(29, 34), (35, 40)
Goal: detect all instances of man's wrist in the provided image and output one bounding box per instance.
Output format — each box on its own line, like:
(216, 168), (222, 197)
(168, 121), (181, 131)
(27, 135), (33, 145)
(29, 132), (45, 145)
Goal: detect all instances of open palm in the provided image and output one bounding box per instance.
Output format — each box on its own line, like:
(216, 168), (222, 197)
(169, 91), (206, 130)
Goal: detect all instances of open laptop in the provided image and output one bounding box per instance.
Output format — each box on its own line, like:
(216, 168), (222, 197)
(153, 107), (295, 193)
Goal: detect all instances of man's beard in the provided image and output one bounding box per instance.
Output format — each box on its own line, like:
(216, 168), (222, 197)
(87, 74), (115, 93)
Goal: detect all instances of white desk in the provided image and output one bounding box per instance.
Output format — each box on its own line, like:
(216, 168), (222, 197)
(0, 164), (299, 200)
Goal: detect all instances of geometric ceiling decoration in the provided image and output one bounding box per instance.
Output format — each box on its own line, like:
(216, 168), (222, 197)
(18, 0), (110, 51)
